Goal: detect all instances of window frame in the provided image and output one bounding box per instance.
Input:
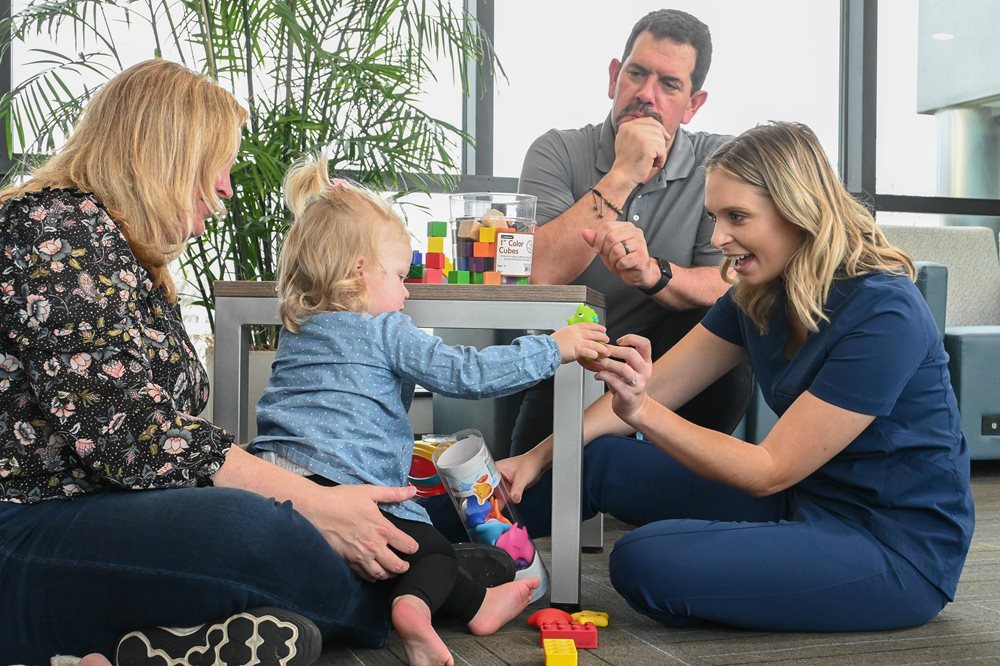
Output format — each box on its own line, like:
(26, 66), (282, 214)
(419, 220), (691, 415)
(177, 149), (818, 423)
(2, 0), (998, 216)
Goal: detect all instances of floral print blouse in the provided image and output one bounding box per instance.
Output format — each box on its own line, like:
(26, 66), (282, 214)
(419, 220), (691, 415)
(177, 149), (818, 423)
(0, 187), (233, 503)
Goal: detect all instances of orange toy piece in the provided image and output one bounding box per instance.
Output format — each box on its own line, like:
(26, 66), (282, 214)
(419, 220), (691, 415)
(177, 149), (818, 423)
(487, 497), (512, 524)
(527, 608), (573, 627)
(543, 638), (577, 665)
(538, 620), (597, 649)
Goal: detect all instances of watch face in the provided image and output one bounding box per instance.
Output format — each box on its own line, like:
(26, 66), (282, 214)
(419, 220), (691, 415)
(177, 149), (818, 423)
(657, 258), (672, 278)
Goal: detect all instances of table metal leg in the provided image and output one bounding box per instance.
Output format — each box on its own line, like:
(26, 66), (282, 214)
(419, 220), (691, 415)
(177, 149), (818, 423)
(549, 362), (585, 608)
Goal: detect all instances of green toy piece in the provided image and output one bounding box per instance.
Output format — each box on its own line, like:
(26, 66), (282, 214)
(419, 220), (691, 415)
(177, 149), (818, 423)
(567, 305), (599, 326)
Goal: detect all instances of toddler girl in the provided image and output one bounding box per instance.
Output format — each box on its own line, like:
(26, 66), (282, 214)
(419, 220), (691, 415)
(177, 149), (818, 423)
(250, 156), (607, 666)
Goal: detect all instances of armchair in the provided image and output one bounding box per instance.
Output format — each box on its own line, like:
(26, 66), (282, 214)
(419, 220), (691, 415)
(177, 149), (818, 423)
(880, 225), (1000, 460)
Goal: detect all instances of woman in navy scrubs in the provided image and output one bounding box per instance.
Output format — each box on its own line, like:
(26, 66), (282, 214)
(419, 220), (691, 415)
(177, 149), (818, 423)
(498, 121), (975, 631)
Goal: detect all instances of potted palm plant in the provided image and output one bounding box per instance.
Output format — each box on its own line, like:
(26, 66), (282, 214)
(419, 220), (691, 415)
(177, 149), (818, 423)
(0, 0), (497, 350)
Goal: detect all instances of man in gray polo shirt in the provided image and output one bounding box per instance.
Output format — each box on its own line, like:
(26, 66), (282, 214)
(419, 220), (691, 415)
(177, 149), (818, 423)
(508, 8), (752, 455)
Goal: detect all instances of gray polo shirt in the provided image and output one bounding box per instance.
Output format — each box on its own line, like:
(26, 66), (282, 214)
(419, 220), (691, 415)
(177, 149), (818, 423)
(519, 114), (731, 344)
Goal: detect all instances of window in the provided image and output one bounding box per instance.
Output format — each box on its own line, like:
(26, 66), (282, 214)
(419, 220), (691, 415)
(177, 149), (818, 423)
(492, 0), (841, 178)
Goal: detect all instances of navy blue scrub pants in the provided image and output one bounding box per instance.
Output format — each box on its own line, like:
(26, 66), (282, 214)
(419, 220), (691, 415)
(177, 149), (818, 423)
(0, 487), (390, 664)
(424, 436), (950, 632)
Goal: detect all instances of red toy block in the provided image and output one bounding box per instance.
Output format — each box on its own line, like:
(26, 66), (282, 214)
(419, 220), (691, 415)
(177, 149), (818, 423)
(425, 252), (446, 269)
(538, 621), (597, 649)
(527, 608), (573, 627)
(423, 267), (444, 283)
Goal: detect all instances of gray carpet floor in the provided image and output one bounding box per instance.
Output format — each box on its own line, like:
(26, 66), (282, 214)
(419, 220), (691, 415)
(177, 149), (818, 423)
(318, 461), (1000, 665)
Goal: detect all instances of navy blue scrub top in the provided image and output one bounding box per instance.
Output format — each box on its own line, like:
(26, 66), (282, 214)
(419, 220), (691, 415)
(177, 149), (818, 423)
(701, 273), (974, 598)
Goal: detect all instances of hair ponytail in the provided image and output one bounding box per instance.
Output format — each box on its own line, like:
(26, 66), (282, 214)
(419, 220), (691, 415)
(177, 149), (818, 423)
(276, 154), (410, 331)
(283, 155), (332, 219)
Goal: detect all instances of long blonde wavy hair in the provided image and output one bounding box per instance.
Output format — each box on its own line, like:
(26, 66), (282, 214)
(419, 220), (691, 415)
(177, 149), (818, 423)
(278, 155), (410, 333)
(0, 58), (248, 302)
(706, 121), (915, 334)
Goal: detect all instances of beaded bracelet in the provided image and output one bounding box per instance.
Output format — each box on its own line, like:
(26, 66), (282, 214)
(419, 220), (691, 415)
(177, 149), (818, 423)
(591, 188), (624, 217)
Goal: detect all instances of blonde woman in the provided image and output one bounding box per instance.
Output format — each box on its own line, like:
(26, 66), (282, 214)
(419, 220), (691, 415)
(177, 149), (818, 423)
(250, 156), (607, 666)
(0, 59), (421, 665)
(499, 122), (974, 631)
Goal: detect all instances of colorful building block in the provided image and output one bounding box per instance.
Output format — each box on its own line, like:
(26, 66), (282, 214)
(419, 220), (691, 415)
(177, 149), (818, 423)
(423, 267), (444, 284)
(447, 270), (471, 284)
(406, 264), (424, 280)
(479, 226), (498, 243)
(482, 271), (501, 285)
(427, 220), (448, 237)
(543, 638), (577, 666)
(538, 621), (597, 649)
(411, 250), (422, 265)
(426, 236), (445, 254)
(571, 610), (609, 628)
(425, 252), (446, 269)
(473, 242), (493, 258)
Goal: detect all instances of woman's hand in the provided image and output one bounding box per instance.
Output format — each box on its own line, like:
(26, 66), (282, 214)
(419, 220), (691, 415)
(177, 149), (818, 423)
(497, 446), (550, 503)
(595, 334), (654, 423)
(304, 484), (420, 582)
(214, 445), (419, 583)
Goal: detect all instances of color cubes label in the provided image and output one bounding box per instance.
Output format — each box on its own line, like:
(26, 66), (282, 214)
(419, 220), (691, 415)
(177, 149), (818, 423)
(495, 231), (533, 277)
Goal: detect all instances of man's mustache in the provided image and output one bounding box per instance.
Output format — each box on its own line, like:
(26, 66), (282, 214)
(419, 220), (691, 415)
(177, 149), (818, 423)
(615, 101), (662, 124)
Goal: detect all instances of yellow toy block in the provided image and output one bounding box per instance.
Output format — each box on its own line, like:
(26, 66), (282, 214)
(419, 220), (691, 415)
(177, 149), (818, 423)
(427, 236), (445, 254)
(543, 638), (577, 666)
(479, 227), (497, 243)
(571, 610), (609, 628)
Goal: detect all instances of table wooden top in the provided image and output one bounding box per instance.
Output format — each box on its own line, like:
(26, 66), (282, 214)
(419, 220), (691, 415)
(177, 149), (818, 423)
(213, 281), (605, 307)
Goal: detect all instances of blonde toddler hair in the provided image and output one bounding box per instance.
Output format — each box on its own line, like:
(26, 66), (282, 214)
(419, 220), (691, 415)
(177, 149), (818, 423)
(278, 155), (410, 332)
(705, 121), (915, 334)
(0, 58), (248, 302)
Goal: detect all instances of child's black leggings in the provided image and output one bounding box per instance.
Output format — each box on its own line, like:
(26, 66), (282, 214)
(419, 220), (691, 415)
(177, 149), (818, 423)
(309, 476), (486, 622)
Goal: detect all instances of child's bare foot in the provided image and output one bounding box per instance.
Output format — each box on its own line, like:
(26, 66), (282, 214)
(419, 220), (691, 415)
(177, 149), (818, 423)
(392, 595), (454, 666)
(467, 577), (541, 636)
(77, 655), (112, 666)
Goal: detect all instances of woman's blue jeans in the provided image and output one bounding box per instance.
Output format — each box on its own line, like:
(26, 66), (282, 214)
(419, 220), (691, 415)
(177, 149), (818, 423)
(0, 487), (389, 664)
(424, 435), (950, 632)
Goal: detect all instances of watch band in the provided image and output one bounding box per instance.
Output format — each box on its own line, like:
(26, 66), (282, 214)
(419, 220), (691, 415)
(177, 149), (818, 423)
(639, 257), (672, 296)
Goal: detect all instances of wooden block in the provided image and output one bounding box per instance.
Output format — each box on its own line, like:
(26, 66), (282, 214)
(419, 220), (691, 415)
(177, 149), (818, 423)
(427, 220), (448, 237)
(427, 236), (445, 254)
(457, 218), (482, 240)
(482, 271), (501, 285)
(447, 270), (471, 284)
(481, 218), (510, 229)
(456, 238), (475, 258)
(423, 267), (444, 283)
(406, 264), (424, 279)
(425, 252), (446, 269)
(473, 242), (493, 258)
(471, 271), (484, 284)
(478, 227), (497, 243)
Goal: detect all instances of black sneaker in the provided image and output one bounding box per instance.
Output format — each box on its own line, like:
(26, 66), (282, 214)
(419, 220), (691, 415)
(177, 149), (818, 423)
(114, 606), (322, 666)
(454, 542), (516, 588)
